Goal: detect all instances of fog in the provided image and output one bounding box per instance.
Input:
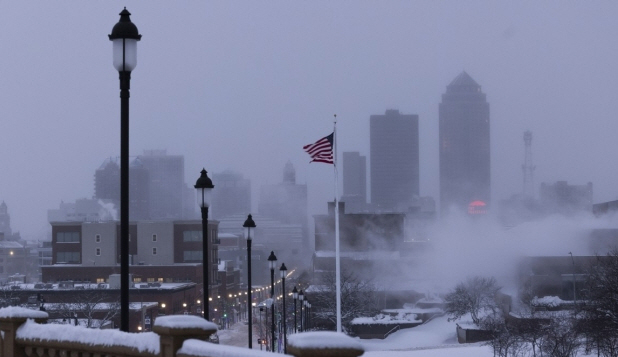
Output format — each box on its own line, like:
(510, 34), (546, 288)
(0, 2), (617, 240)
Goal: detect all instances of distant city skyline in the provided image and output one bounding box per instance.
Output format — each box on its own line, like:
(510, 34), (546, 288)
(0, 3), (617, 238)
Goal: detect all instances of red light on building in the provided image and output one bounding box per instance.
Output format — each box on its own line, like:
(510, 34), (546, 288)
(468, 200), (488, 215)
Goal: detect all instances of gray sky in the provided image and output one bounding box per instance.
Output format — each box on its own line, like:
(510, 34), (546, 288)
(1, 1), (617, 239)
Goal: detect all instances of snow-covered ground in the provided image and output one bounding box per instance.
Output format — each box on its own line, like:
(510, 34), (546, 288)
(359, 315), (493, 357)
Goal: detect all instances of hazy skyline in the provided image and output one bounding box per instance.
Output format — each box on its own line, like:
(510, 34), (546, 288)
(1, 2), (617, 239)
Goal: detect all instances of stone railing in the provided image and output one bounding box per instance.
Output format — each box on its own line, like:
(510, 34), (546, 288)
(0, 307), (364, 357)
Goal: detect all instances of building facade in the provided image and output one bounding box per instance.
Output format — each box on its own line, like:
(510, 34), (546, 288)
(342, 152), (367, 213)
(439, 71), (490, 214)
(370, 110), (420, 212)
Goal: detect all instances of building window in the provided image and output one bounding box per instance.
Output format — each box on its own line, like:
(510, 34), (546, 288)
(183, 250), (202, 262)
(152, 234), (157, 242)
(56, 252), (80, 264)
(147, 278), (155, 283)
(133, 277), (142, 283)
(158, 278), (163, 282)
(183, 231), (202, 242)
(56, 232), (80, 243)
(152, 247), (157, 255)
(95, 248), (101, 256)
(95, 234), (101, 243)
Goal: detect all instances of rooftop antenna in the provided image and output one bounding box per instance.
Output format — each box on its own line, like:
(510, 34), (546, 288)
(522, 131), (536, 198)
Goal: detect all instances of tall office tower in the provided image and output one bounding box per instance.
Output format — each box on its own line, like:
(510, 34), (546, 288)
(129, 158), (150, 221)
(94, 158), (120, 203)
(211, 170), (251, 220)
(370, 109), (420, 212)
(138, 150), (185, 220)
(341, 152), (367, 213)
(259, 161), (309, 250)
(439, 71), (490, 214)
(94, 157), (150, 220)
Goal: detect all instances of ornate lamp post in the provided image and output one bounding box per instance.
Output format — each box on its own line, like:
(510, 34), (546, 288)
(243, 214), (256, 348)
(298, 290), (304, 332)
(303, 300), (309, 331)
(280, 263), (288, 353)
(292, 286), (298, 333)
(109, 8), (141, 332)
(267, 251), (277, 352)
(195, 169), (214, 320)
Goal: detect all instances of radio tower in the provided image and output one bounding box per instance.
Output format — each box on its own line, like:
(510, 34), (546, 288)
(522, 131), (536, 198)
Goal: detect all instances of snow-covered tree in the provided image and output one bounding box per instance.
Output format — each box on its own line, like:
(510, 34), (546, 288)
(444, 276), (501, 325)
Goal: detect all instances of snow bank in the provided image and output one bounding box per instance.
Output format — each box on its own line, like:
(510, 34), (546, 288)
(179, 339), (275, 357)
(0, 307), (48, 319)
(288, 331), (363, 351)
(154, 315), (217, 331)
(16, 319), (160, 354)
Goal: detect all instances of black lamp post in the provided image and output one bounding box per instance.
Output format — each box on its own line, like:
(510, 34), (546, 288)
(303, 299), (309, 331)
(267, 251), (277, 352)
(195, 169), (214, 320)
(280, 263), (288, 353)
(243, 214), (256, 348)
(292, 286), (298, 333)
(299, 290), (304, 332)
(109, 7), (141, 333)
(306, 301), (311, 330)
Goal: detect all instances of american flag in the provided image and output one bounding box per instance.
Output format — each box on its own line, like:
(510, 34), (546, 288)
(303, 133), (334, 164)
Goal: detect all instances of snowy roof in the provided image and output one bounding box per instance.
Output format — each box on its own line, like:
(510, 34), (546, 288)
(154, 315), (217, 331)
(288, 331), (363, 352)
(0, 306), (48, 319)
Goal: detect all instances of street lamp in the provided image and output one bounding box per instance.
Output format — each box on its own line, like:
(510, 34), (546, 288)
(292, 286), (298, 333)
(109, 7), (141, 333)
(299, 290), (304, 332)
(280, 263), (288, 353)
(243, 214), (256, 348)
(304, 300), (309, 331)
(195, 169), (214, 320)
(267, 251), (277, 352)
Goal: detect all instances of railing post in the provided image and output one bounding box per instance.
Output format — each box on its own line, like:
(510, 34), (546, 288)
(0, 308), (48, 357)
(153, 315), (217, 357)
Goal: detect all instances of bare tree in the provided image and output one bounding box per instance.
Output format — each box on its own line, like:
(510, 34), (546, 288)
(310, 270), (379, 332)
(539, 314), (582, 357)
(444, 276), (501, 325)
(54, 286), (119, 328)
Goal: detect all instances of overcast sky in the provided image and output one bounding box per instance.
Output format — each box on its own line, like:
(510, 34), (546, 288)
(1, 2), (617, 239)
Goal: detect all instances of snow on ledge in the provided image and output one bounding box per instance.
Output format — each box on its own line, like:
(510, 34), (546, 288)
(179, 339), (275, 357)
(154, 315), (217, 331)
(288, 331), (363, 351)
(0, 307), (48, 319)
(16, 319), (160, 354)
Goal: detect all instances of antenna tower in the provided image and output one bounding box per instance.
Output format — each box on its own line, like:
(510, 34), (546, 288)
(522, 131), (536, 198)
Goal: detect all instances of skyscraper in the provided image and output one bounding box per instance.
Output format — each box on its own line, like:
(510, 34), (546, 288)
(370, 109), (419, 212)
(342, 152), (367, 213)
(211, 170), (251, 220)
(439, 71), (490, 214)
(138, 150), (185, 220)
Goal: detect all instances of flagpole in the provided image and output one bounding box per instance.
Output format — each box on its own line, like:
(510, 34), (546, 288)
(333, 114), (342, 333)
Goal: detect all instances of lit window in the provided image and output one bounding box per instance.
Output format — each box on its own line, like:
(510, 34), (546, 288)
(158, 278), (163, 282)
(152, 234), (157, 242)
(133, 277), (142, 282)
(95, 234), (101, 243)
(152, 247), (157, 255)
(96, 278), (105, 283)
